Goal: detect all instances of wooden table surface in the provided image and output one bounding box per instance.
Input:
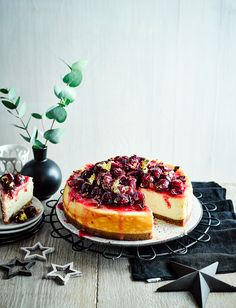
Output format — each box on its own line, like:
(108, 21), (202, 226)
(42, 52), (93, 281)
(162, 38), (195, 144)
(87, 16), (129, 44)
(0, 183), (236, 308)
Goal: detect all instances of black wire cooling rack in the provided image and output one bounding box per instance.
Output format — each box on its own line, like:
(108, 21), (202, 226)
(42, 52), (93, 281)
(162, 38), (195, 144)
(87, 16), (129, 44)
(44, 190), (220, 260)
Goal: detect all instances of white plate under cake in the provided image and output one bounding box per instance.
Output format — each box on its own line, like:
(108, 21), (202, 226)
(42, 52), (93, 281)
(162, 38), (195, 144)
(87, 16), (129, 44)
(57, 197), (202, 247)
(62, 155), (195, 241)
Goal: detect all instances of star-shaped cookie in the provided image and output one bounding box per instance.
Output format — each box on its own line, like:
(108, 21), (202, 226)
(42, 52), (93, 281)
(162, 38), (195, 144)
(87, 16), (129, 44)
(47, 262), (82, 285)
(156, 261), (236, 308)
(0, 258), (36, 279)
(20, 242), (55, 261)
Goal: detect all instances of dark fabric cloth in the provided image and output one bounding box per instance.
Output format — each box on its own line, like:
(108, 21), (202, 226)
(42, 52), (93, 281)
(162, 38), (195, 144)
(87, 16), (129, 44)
(129, 182), (236, 281)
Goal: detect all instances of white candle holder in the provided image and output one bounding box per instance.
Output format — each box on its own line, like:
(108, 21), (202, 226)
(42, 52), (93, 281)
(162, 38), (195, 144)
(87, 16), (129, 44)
(0, 144), (29, 175)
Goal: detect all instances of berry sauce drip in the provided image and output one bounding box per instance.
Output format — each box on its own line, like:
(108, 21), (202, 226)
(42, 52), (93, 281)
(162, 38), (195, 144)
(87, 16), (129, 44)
(67, 155), (186, 209)
(0, 173), (26, 198)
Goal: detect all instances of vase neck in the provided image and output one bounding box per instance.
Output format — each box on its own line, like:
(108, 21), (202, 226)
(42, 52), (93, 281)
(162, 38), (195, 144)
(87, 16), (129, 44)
(32, 147), (47, 161)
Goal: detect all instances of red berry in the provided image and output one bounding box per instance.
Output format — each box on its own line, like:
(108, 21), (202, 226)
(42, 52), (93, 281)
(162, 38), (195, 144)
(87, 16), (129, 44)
(171, 179), (184, 194)
(14, 174), (25, 186)
(156, 179), (170, 191)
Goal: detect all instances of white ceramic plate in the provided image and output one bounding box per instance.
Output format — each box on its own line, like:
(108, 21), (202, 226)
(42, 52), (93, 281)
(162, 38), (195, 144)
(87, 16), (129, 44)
(56, 196), (203, 247)
(0, 197), (44, 231)
(0, 215), (43, 235)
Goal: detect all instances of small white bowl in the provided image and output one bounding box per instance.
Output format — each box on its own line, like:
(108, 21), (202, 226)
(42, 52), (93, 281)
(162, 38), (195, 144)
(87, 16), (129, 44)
(0, 144), (29, 175)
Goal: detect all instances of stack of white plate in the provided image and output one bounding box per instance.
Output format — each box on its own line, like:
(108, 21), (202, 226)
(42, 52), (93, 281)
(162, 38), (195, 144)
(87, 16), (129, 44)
(0, 197), (44, 243)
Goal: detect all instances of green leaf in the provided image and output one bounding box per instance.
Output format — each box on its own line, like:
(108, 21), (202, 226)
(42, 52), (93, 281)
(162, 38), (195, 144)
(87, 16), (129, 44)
(8, 88), (16, 100)
(7, 110), (15, 116)
(20, 134), (30, 143)
(54, 85), (62, 99)
(45, 106), (67, 123)
(30, 128), (38, 144)
(33, 139), (45, 149)
(31, 113), (42, 119)
(71, 60), (88, 72)
(1, 100), (16, 109)
(44, 128), (64, 144)
(63, 70), (82, 87)
(60, 87), (76, 103)
(18, 102), (27, 118)
(0, 88), (9, 94)
(25, 115), (31, 129)
(13, 124), (25, 130)
(15, 96), (21, 107)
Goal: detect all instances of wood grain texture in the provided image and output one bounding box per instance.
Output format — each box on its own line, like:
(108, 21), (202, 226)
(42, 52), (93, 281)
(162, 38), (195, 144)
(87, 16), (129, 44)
(0, 210), (98, 308)
(0, 0), (236, 182)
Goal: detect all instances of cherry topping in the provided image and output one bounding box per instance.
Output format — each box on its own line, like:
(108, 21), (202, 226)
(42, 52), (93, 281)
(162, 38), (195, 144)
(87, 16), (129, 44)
(156, 179), (170, 191)
(14, 174), (25, 185)
(0, 173), (26, 197)
(170, 179), (184, 194)
(150, 167), (162, 179)
(141, 174), (154, 188)
(114, 194), (129, 205)
(67, 155), (186, 208)
(101, 192), (113, 204)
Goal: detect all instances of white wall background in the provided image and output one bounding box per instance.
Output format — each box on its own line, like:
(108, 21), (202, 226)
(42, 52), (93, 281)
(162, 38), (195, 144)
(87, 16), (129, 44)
(0, 0), (236, 182)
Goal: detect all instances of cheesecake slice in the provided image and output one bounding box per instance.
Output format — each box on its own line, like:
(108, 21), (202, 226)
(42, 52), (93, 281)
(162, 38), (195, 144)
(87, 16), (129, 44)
(62, 155), (193, 240)
(0, 173), (34, 224)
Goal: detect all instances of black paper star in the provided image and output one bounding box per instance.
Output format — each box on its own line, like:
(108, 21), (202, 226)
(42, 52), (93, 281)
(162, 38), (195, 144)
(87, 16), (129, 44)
(156, 261), (236, 308)
(0, 258), (36, 279)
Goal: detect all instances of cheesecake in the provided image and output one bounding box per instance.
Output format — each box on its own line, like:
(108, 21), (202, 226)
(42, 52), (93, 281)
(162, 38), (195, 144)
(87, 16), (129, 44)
(0, 173), (34, 224)
(62, 155), (193, 240)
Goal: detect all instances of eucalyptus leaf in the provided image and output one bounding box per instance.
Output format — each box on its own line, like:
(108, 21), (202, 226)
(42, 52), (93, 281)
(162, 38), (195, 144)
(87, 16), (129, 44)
(30, 127), (38, 144)
(71, 60), (88, 72)
(31, 113), (42, 119)
(0, 88), (9, 94)
(7, 110), (15, 116)
(20, 134), (30, 143)
(54, 85), (62, 99)
(26, 115), (31, 128)
(13, 124), (25, 130)
(45, 106), (67, 123)
(37, 130), (44, 137)
(8, 88), (16, 100)
(18, 102), (27, 118)
(15, 96), (21, 107)
(33, 139), (45, 149)
(62, 70), (82, 87)
(60, 87), (76, 103)
(44, 128), (64, 144)
(1, 100), (16, 109)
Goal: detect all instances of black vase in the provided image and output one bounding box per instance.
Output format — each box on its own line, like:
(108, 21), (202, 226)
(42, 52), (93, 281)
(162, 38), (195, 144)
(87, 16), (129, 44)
(21, 146), (62, 200)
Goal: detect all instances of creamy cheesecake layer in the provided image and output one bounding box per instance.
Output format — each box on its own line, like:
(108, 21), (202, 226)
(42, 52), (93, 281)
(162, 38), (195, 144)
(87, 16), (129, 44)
(0, 178), (33, 223)
(63, 184), (153, 240)
(141, 188), (192, 226)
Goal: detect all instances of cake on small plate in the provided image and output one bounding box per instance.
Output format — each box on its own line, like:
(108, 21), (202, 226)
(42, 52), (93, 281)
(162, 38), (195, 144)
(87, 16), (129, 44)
(0, 173), (34, 224)
(62, 155), (193, 240)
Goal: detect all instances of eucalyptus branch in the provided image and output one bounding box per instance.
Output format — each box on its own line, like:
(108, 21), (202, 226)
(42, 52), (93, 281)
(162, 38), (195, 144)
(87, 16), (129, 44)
(15, 108), (31, 139)
(1, 59), (85, 149)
